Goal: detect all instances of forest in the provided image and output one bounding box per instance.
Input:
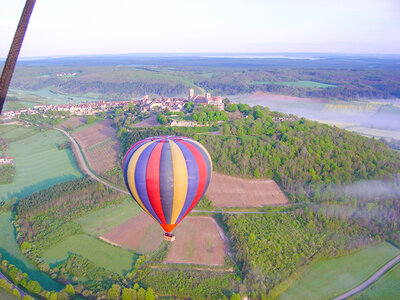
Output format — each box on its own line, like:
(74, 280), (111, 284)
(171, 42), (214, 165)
(15, 177), (122, 252)
(0, 165), (15, 184)
(9, 55), (400, 101)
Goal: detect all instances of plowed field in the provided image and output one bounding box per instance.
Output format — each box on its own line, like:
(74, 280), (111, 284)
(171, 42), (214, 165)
(166, 216), (226, 266)
(58, 117), (85, 130)
(73, 119), (120, 174)
(101, 212), (164, 254)
(205, 172), (288, 207)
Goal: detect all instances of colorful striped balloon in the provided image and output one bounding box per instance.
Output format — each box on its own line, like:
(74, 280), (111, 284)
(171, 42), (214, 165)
(123, 136), (212, 233)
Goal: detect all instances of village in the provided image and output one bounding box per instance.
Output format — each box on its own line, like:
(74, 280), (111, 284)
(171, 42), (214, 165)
(0, 88), (224, 122)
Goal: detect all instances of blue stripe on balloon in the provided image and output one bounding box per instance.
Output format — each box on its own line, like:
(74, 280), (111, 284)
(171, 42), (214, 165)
(134, 142), (162, 223)
(159, 140), (174, 224)
(123, 140), (152, 199)
(175, 140), (199, 223)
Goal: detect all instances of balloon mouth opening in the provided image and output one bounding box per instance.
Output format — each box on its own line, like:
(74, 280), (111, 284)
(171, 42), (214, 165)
(161, 223), (177, 233)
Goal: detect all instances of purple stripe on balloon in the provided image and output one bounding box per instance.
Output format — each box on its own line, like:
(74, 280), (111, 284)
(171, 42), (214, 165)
(159, 140), (174, 224)
(175, 140), (199, 223)
(134, 142), (162, 223)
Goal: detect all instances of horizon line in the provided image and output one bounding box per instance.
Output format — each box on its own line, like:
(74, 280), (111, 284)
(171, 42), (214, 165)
(2, 51), (400, 61)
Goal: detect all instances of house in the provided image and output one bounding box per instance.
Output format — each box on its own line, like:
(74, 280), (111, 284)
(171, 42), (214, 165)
(0, 157), (14, 165)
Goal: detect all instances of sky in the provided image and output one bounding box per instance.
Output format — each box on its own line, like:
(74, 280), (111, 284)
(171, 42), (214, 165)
(0, 0), (400, 58)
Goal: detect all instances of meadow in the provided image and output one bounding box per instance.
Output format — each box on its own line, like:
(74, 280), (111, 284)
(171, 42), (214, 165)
(354, 263), (400, 299)
(0, 289), (19, 300)
(42, 234), (138, 276)
(0, 125), (37, 142)
(76, 199), (142, 236)
(0, 213), (63, 291)
(0, 128), (83, 202)
(278, 242), (400, 300)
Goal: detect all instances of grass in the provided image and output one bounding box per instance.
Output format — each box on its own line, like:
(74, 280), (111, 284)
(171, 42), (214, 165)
(0, 213), (63, 291)
(71, 118), (103, 134)
(353, 263), (400, 299)
(42, 234), (139, 276)
(0, 128), (83, 202)
(0, 289), (19, 300)
(251, 80), (336, 88)
(278, 242), (400, 300)
(0, 125), (38, 142)
(136, 222), (165, 255)
(75, 199), (142, 236)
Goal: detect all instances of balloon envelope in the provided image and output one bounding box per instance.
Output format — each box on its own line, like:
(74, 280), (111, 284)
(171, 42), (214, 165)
(123, 136), (212, 232)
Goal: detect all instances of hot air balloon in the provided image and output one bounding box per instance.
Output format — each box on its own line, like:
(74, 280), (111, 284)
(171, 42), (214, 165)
(123, 136), (212, 241)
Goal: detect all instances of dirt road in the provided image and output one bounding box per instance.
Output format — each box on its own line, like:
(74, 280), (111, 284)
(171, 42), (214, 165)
(54, 127), (129, 195)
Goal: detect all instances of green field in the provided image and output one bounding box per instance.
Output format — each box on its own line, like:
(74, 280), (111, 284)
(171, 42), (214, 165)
(278, 242), (400, 300)
(76, 199), (142, 236)
(0, 289), (19, 300)
(0, 125), (37, 142)
(251, 80), (337, 88)
(0, 213), (63, 291)
(0, 128), (83, 202)
(42, 234), (138, 276)
(353, 263), (400, 299)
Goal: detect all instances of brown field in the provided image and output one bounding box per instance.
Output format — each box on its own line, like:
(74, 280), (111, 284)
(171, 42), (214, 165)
(131, 114), (159, 128)
(101, 212), (164, 254)
(166, 216), (226, 266)
(57, 116), (86, 130)
(205, 172), (288, 207)
(73, 119), (121, 173)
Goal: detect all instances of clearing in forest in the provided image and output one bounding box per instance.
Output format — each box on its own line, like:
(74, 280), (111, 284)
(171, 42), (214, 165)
(131, 114), (160, 128)
(57, 116), (86, 130)
(42, 234), (138, 276)
(205, 172), (288, 208)
(72, 119), (121, 174)
(165, 216), (226, 266)
(76, 199), (141, 236)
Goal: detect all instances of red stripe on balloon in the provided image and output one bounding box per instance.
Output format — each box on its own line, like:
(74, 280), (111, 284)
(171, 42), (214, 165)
(146, 140), (166, 224)
(178, 140), (207, 221)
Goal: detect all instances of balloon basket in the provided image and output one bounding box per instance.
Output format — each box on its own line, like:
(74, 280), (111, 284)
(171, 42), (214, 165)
(163, 233), (175, 242)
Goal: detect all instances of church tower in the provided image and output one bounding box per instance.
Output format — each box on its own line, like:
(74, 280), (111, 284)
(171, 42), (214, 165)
(189, 88), (194, 101)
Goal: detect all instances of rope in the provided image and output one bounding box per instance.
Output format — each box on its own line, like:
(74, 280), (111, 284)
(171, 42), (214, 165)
(0, 0), (36, 114)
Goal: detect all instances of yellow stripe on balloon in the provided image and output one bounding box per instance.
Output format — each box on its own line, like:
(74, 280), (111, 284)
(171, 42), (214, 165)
(127, 141), (157, 222)
(170, 140), (188, 224)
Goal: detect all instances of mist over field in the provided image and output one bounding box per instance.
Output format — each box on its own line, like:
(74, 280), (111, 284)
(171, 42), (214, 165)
(230, 93), (400, 138)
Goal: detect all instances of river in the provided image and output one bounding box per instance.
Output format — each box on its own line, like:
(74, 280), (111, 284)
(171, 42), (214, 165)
(0, 213), (63, 291)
